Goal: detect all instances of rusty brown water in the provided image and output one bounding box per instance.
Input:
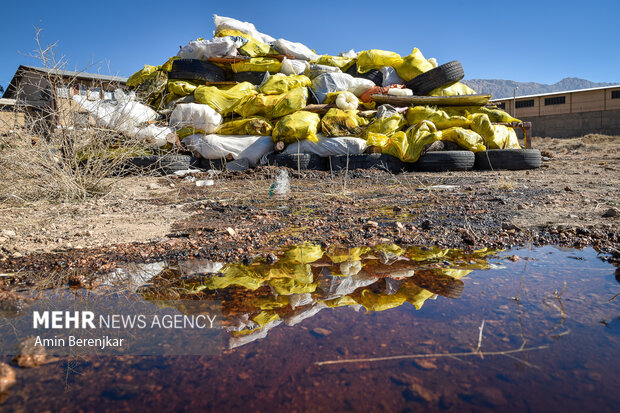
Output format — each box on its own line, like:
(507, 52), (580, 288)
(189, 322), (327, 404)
(1, 245), (619, 412)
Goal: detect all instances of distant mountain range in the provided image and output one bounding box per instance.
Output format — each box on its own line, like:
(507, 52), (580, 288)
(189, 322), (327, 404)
(461, 77), (618, 99)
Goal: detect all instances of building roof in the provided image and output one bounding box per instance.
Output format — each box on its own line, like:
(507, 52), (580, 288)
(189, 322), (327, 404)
(2, 65), (128, 99)
(490, 84), (620, 102)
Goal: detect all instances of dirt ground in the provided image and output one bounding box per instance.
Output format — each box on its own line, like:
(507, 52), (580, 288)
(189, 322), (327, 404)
(0, 134), (618, 275)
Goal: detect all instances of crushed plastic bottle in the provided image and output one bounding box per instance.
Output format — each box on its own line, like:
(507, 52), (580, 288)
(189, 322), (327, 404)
(269, 170), (290, 197)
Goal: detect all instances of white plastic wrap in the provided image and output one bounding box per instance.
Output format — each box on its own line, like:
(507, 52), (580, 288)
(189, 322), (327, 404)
(213, 14), (274, 44)
(130, 124), (176, 147)
(183, 134), (274, 167)
(339, 49), (357, 58)
(388, 88), (413, 96)
(281, 135), (367, 157)
(311, 72), (374, 103)
(380, 66), (406, 86)
(273, 38), (319, 61)
(177, 37), (245, 60)
(280, 57), (310, 75)
(169, 103), (222, 134)
(335, 92), (358, 111)
(428, 57), (438, 68)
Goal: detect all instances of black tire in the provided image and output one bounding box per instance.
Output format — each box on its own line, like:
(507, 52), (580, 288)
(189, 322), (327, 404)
(199, 158), (226, 170)
(346, 64), (383, 86)
(168, 59), (226, 83)
(331, 153), (408, 174)
(405, 61), (464, 96)
(267, 153), (328, 171)
(129, 154), (199, 175)
(474, 149), (542, 170)
(231, 71), (270, 85)
(411, 151), (474, 172)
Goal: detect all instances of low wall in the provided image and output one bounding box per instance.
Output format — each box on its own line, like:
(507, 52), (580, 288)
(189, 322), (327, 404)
(519, 109), (620, 138)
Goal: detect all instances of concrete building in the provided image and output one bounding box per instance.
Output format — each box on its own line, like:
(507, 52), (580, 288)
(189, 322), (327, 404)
(490, 85), (620, 138)
(1, 65), (127, 135)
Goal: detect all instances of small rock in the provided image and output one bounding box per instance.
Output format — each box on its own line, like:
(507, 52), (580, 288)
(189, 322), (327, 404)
(11, 252), (23, 258)
(394, 221), (404, 230)
(421, 220), (432, 231)
(364, 221), (379, 229)
(403, 383), (439, 403)
(2, 230), (16, 238)
(602, 208), (619, 218)
(238, 372), (250, 380)
(146, 183), (161, 190)
(265, 253), (278, 265)
(412, 358), (437, 370)
(13, 336), (46, 368)
(226, 227), (237, 236)
(501, 222), (521, 232)
(507, 255), (521, 262)
(564, 186), (574, 192)
(0, 362), (16, 392)
(311, 328), (331, 337)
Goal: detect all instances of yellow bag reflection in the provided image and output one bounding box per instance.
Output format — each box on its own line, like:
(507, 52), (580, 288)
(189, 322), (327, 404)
(194, 82), (257, 116)
(283, 242), (324, 264)
(327, 246), (371, 263)
(272, 111), (321, 143)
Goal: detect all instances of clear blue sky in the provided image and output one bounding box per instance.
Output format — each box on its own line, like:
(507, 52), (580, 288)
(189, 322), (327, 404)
(2, 0), (619, 92)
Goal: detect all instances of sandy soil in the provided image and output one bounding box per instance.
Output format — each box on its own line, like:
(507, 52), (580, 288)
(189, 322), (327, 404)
(0, 134), (618, 273)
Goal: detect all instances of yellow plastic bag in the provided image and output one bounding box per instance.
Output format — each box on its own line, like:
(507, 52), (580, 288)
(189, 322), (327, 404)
(367, 120), (438, 162)
(395, 48), (434, 81)
(362, 112), (407, 139)
(194, 82), (257, 116)
(215, 117), (273, 136)
(238, 38), (273, 57)
(272, 111), (320, 143)
(438, 127), (486, 152)
(474, 106), (521, 123)
(356, 49), (402, 73)
(167, 80), (198, 96)
(260, 74), (312, 95)
(320, 108), (370, 137)
(312, 55), (356, 72)
(215, 29), (252, 40)
(406, 106), (470, 129)
(232, 57), (282, 73)
(234, 87), (308, 119)
(429, 82), (476, 96)
(127, 65), (160, 87)
(476, 123), (520, 149)
(177, 126), (205, 139)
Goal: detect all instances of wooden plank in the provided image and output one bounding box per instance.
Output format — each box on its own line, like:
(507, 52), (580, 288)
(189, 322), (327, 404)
(371, 94), (492, 107)
(302, 104), (337, 114)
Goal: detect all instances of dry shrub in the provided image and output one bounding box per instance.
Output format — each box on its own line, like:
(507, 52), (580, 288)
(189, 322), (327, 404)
(0, 29), (157, 203)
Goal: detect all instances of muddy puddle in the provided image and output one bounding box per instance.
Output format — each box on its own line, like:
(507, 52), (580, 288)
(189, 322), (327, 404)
(1, 244), (619, 412)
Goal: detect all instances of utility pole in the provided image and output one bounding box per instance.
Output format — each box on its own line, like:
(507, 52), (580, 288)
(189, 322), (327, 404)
(513, 86), (519, 116)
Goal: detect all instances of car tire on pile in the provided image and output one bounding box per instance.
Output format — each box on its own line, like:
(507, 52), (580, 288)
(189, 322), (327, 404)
(331, 153), (408, 174)
(345, 64), (383, 86)
(168, 59), (226, 82)
(411, 151), (474, 172)
(267, 153), (328, 171)
(474, 149), (542, 170)
(405, 60), (464, 95)
(129, 154), (199, 175)
(231, 71), (270, 85)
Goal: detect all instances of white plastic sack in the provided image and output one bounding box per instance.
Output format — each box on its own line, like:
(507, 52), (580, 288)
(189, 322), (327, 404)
(311, 72), (373, 103)
(388, 88), (413, 96)
(130, 124), (176, 147)
(347, 77), (375, 97)
(335, 92), (358, 111)
(280, 58), (310, 75)
(73, 89), (157, 132)
(183, 134), (274, 167)
(273, 38), (319, 61)
(281, 135), (367, 157)
(169, 103), (222, 134)
(177, 37), (245, 60)
(339, 49), (357, 58)
(380, 66), (405, 86)
(428, 58), (438, 68)
(213, 14), (275, 44)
